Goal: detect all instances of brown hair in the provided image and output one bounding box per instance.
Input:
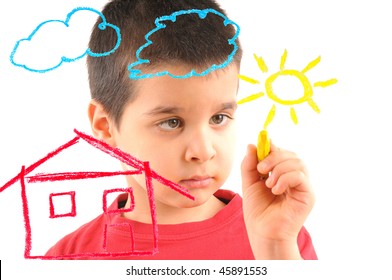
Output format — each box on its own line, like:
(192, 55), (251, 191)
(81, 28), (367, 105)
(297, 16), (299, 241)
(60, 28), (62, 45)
(87, 0), (242, 127)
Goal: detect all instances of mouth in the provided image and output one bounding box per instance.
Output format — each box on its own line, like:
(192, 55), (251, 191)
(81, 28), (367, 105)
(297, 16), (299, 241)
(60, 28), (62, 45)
(179, 176), (213, 189)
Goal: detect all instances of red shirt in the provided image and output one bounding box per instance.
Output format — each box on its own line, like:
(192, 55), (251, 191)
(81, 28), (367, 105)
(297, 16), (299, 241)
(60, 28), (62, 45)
(46, 189), (317, 259)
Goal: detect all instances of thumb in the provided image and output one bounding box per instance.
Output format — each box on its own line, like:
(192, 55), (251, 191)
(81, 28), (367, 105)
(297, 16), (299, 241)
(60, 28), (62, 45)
(241, 144), (261, 192)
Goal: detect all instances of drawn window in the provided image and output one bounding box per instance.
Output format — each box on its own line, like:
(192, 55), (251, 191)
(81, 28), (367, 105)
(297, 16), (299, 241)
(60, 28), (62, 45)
(103, 188), (135, 214)
(49, 191), (76, 218)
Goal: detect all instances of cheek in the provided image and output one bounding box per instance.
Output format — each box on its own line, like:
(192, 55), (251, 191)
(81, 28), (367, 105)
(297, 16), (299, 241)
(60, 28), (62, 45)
(135, 144), (178, 179)
(216, 133), (236, 165)
(116, 133), (160, 162)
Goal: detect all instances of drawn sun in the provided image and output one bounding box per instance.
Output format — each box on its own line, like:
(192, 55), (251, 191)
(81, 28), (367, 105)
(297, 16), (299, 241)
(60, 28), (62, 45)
(238, 49), (337, 129)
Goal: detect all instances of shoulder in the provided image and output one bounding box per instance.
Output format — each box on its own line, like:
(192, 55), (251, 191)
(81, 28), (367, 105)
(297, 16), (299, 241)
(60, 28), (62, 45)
(45, 193), (127, 258)
(45, 214), (105, 258)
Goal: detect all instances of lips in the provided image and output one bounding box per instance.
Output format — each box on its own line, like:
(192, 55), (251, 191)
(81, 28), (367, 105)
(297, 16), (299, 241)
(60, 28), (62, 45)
(179, 176), (213, 189)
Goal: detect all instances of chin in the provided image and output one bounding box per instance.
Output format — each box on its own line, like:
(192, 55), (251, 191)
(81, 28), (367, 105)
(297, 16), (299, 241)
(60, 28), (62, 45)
(177, 191), (216, 208)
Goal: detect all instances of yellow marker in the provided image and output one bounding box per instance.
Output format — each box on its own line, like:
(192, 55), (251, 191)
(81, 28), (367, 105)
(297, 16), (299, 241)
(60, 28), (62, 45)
(257, 130), (270, 161)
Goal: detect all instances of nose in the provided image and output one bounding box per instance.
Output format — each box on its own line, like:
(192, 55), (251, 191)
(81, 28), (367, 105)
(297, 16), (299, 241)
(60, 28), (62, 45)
(184, 128), (216, 163)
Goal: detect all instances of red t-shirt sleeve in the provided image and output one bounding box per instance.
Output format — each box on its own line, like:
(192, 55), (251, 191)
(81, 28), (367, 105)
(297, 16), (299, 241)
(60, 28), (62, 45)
(297, 226), (318, 260)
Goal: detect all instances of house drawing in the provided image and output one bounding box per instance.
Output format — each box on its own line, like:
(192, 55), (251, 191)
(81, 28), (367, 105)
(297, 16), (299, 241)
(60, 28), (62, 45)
(0, 129), (193, 259)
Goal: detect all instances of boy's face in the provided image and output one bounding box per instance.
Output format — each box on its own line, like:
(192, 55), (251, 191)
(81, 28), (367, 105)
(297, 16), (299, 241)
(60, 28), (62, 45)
(111, 65), (239, 209)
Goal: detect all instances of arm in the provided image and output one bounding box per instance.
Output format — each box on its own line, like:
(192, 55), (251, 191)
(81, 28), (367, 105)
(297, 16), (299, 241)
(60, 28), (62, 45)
(241, 143), (315, 259)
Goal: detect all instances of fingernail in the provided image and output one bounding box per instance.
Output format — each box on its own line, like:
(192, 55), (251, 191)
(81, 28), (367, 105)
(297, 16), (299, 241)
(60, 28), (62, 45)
(259, 161), (267, 172)
(265, 176), (272, 187)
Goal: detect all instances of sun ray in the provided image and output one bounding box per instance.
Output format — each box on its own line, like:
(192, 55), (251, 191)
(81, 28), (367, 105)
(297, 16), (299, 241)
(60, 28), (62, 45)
(301, 56), (321, 73)
(253, 54), (268, 73)
(263, 104), (276, 129)
(307, 98), (320, 113)
(237, 92), (264, 104)
(238, 50), (336, 130)
(314, 78), (338, 88)
(280, 49), (288, 70)
(290, 107), (298, 124)
(238, 74), (260, 84)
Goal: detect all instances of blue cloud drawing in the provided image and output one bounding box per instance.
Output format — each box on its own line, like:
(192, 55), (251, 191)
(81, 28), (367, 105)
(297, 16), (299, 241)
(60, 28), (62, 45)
(128, 8), (240, 80)
(10, 7), (121, 73)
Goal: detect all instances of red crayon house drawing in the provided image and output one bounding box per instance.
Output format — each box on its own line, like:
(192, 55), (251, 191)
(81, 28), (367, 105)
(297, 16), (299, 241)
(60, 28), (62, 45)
(0, 129), (193, 259)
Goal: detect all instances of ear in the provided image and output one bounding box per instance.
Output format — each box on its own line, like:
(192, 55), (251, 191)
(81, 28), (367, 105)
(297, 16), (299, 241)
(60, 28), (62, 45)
(88, 100), (117, 147)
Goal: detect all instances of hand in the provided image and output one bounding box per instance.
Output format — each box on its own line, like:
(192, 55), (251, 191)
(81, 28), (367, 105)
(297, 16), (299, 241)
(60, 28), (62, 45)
(241, 142), (315, 259)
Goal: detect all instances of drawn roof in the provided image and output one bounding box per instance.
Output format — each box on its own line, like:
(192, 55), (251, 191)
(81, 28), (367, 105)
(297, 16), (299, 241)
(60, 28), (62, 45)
(0, 129), (193, 200)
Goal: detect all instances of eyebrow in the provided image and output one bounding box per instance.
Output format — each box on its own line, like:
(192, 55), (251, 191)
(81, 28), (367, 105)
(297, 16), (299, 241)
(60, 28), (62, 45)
(219, 101), (238, 111)
(144, 101), (238, 117)
(144, 106), (184, 116)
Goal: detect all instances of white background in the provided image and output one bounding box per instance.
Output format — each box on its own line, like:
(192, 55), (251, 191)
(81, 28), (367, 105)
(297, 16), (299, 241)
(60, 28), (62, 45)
(1, 0), (392, 279)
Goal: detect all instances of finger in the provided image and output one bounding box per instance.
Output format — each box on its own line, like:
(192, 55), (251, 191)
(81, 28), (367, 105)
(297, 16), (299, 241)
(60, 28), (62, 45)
(241, 144), (261, 191)
(241, 145), (275, 211)
(271, 170), (310, 195)
(264, 158), (307, 189)
(257, 147), (299, 175)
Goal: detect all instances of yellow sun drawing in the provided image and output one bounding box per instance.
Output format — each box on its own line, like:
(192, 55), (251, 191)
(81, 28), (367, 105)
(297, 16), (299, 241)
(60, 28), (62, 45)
(238, 49), (337, 130)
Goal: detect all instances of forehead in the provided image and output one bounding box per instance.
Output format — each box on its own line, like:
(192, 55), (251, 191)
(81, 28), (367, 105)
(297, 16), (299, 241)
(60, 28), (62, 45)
(133, 64), (239, 101)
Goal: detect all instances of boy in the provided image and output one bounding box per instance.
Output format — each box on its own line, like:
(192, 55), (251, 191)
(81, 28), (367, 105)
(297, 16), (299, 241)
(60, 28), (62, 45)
(46, 0), (317, 259)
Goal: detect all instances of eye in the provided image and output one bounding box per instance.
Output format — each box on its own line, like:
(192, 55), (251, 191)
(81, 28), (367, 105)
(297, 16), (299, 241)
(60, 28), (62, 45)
(210, 114), (231, 126)
(158, 118), (182, 131)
